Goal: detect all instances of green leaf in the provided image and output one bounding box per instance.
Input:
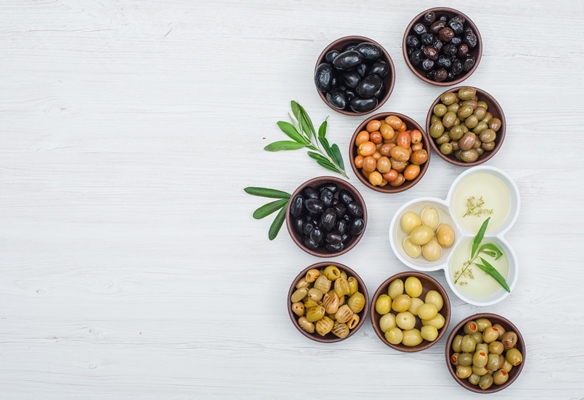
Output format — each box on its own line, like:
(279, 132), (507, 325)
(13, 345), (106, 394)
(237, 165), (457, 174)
(252, 199), (288, 219)
(277, 121), (308, 144)
(264, 141), (306, 151)
(268, 205), (287, 240)
(307, 151), (328, 162)
(318, 136), (337, 163)
(331, 143), (345, 170)
(477, 257), (511, 293)
(293, 101), (316, 138)
(478, 243), (503, 260)
(316, 159), (340, 174)
(471, 217), (490, 258)
(318, 120), (327, 138)
(290, 101), (302, 125)
(244, 187), (291, 199)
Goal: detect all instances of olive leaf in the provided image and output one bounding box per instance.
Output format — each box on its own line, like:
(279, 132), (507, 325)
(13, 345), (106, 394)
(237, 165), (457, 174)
(478, 243), (503, 260)
(476, 257), (511, 293)
(268, 206), (287, 241)
(244, 187), (291, 199)
(252, 199), (289, 219)
(264, 101), (348, 178)
(471, 217), (490, 259)
(245, 186), (290, 240)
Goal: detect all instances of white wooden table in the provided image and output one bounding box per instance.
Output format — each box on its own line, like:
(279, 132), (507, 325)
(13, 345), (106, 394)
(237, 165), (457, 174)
(1, 1), (583, 398)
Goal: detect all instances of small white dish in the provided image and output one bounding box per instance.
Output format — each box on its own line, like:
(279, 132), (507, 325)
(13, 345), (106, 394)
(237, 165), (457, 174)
(389, 166), (520, 306)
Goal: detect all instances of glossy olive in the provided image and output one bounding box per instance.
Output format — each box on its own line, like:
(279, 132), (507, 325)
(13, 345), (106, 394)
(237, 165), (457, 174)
(349, 96), (378, 113)
(332, 50), (363, 70)
(314, 63), (334, 92)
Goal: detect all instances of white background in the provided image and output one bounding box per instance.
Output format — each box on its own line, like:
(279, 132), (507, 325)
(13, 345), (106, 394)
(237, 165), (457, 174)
(1, 1), (583, 399)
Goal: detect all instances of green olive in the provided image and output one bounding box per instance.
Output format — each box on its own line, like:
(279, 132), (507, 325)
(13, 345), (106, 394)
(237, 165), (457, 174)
(476, 147), (484, 156)
(481, 141), (495, 151)
(441, 92), (458, 105)
(464, 114), (479, 129)
(473, 106), (487, 120)
(502, 331), (518, 349)
(457, 105), (474, 119)
(433, 103), (448, 117)
(385, 327), (403, 345)
(472, 137), (482, 149)
(308, 288), (324, 301)
(421, 325), (439, 342)
(461, 100), (478, 109)
(403, 237), (422, 258)
(493, 324), (506, 339)
(488, 341), (504, 355)
(473, 349), (488, 368)
(472, 365), (489, 377)
(475, 318), (492, 332)
(493, 370), (509, 386)
(489, 118), (502, 132)
(487, 353), (501, 371)
(464, 320), (478, 335)
(417, 303), (438, 320)
(375, 294), (391, 315)
(409, 225), (435, 246)
(501, 359), (513, 373)
(298, 316), (315, 333)
(450, 352), (460, 365)
(482, 112), (493, 123)
(402, 328), (423, 347)
(440, 142), (453, 155)
(460, 149), (479, 163)
(430, 114), (439, 124)
(379, 313), (396, 333)
(442, 111), (457, 128)
(400, 212), (422, 234)
(456, 365), (472, 379)
(479, 129), (497, 143)
(459, 132), (477, 151)
(449, 125), (464, 140)
(458, 87), (477, 100)
(396, 311), (416, 330)
(306, 305), (325, 322)
(477, 101), (488, 110)
(447, 103), (460, 113)
(452, 334), (463, 353)
(347, 292), (365, 313)
(436, 133), (450, 145)
(506, 348), (523, 366)
(472, 332), (484, 345)
(430, 120), (445, 138)
(454, 150), (463, 161)
(482, 326), (500, 343)
(468, 373), (481, 386)
(461, 334), (477, 353)
(451, 141), (459, 151)
(388, 278), (404, 299)
(291, 287), (308, 303)
(479, 374), (494, 390)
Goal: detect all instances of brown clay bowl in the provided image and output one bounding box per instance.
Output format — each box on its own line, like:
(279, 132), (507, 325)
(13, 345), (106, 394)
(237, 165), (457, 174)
(349, 112), (431, 193)
(285, 176), (367, 257)
(426, 86), (506, 166)
(370, 271), (451, 352)
(315, 35), (396, 116)
(287, 262), (369, 343)
(445, 313), (526, 393)
(402, 7), (482, 86)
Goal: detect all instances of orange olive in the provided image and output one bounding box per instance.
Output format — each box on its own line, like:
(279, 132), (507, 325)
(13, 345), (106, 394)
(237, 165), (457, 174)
(399, 121), (407, 132)
(390, 158), (407, 172)
(379, 143), (394, 157)
(370, 132), (383, 144)
(389, 145), (410, 162)
(411, 142), (423, 152)
(410, 129), (423, 144)
(378, 178), (388, 187)
(358, 141), (376, 156)
(410, 149), (428, 165)
(354, 155), (364, 168)
(380, 123), (395, 140)
(403, 164), (421, 181)
(355, 131), (370, 146)
(389, 173), (405, 187)
(376, 156), (392, 174)
(372, 151), (382, 160)
(383, 169), (398, 182)
(396, 132), (412, 148)
(385, 115), (403, 130)
(362, 156), (377, 172)
(366, 119), (382, 133)
(368, 171), (383, 186)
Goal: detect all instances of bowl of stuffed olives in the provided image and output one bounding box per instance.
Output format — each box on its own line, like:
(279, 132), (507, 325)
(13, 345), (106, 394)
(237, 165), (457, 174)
(445, 313), (525, 393)
(314, 36), (395, 115)
(288, 262), (369, 343)
(286, 176), (367, 257)
(370, 271), (450, 352)
(349, 112), (431, 192)
(403, 7), (482, 86)
(426, 86), (506, 166)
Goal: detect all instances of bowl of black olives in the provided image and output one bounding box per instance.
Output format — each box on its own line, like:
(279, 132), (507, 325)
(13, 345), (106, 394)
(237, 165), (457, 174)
(426, 86), (506, 166)
(288, 262), (369, 343)
(445, 313), (525, 393)
(314, 36), (395, 115)
(286, 176), (367, 257)
(403, 8), (482, 85)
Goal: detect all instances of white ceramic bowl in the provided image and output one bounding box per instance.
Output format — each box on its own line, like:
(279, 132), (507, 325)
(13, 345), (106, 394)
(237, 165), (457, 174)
(389, 166), (520, 306)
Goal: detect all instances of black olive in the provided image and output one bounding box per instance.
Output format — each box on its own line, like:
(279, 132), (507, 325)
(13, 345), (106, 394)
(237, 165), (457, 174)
(349, 96), (378, 113)
(342, 71), (361, 89)
(406, 34), (420, 48)
(423, 46), (438, 61)
(442, 43), (458, 56)
(290, 195), (304, 218)
(430, 20), (446, 34)
(457, 43), (469, 58)
(425, 70), (435, 80)
(438, 27), (455, 42)
(421, 32), (434, 45)
(345, 89), (356, 102)
(320, 208), (337, 231)
(325, 89), (347, 110)
(423, 11), (436, 25)
(413, 22), (426, 35)
(433, 39), (443, 52)
(293, 217), (304, 234)
(341, 233), (350, 243)
(325, 49), (340, 63)
(356, 63), (368, 77)
(305, 198), (324, 215)
(318, 183), (338, 193)
(373, 83), (384, 99)
(434, 68), (448, 82)
(343, 214), (351, 222)
(314, 63), (334, 92)
(463, 56), (475, 72)
(355, 42), (382, 61)
(326, 242), (344, 253)
(303, 187), (319, 199)
(336, 219), (348, 235)
(450, 14), (466, 25)
(320, 188), (334, 207)
(326, 232), (343, 244)
(446, 71), (455, 81)
(332, 50), (363, 71)
(448, 20), (464, 35)
(410, 49), (424, 66)
(330, 76), (338, 88)
(355, 74), (382, 99)
(347, 201), (363, 218)
(421, 58), (434, 71)
(463, 30), (478, 48)
(350, 218), (365, 236)
(303, 221), (314, 236)
(451, 36), (462, 46)
(333, 202), (346, 218)
(437, 55), (451, 69)
(343, 43), (357, 52)
(338, 189), (353, 205)
(310, 227), (324, 244)
(439, 14), (448, 21)
(303, 236), (319, 250)
(370, 61), (389, 77)
(451, 59), (463, 75)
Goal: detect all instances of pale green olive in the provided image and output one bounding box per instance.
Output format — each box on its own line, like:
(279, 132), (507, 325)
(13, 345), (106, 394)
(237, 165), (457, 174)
(451, 334), (463, 353)
(421, 313), (445, 329)
(408, 297), (424, 316)
(291, 287), (308, 303)
(388, 279), (404, 299)
(403, 237), (422, 259)
(479, 374), (494, 390)
(391, 294), (412, 313)
(379, 313), (396, 333)
(402, 328), (423, 347)
(493, 370), (509, 385)
(422, 238), (442, 261)
(375, 294), (392, 315)
(421, 325), (439, 342)
(385, 327), (403, 345)
(421, 207), (440, 230)
(400, 212), (422, 234)
(436, 224), (455, 247)
(404, 276), (423, 298)
(347, 292), (366, 313)
(476, 318), (492, 332)
(424, 290), (444, 311)
(409, 225), (435, 246)
(506, 348), (523, 366)
(396, 311), (416, 330)
(473, 349), (488, 368)
(417, 303), (438, 320)
(456, 365), (472, 379)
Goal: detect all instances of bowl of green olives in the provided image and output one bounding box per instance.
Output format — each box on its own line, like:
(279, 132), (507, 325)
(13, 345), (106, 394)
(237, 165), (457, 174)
(445, 313), (525, 393)
(286, 176), (367, 257)
(403, 7), (482, 86)
(370, 271), (450, 352)
(349, 112), (431, 192)
(288, 262), (369, 343)
(315, 36), (396, 115)
(426, 86), (506, 166)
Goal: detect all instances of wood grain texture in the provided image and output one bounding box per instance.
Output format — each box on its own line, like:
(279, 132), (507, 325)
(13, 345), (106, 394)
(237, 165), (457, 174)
(1, 0), (584, 398)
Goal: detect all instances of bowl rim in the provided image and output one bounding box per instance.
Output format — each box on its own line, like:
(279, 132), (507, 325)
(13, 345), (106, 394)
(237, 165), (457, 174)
(287, 261), (370, 343)
(402, 7), (483, 86)
(445, 312), (526, 393)
(426, 86), (506, 167)
(315, 35), (396, 116)
(349, 111), (431, 193)
(370, 271), (451, 352)
(285, 176), (367, 257)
